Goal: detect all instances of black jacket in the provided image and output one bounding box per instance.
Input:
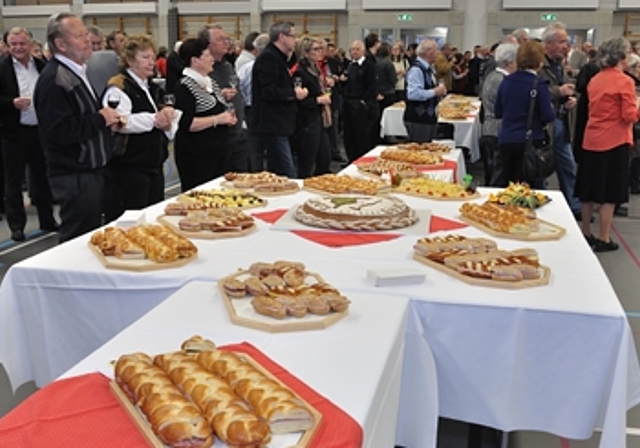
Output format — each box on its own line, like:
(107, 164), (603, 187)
(34, 58), (112, 176)
(0, 56), (46, 143)
(251, 42), (298, 136)
(293, 58), (324, 128)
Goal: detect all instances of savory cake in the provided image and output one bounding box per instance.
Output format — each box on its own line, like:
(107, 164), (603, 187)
(294, 194), (418, 231)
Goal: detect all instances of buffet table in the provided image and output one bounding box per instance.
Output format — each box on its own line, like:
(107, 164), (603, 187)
(0, 161), (639, 447)
(56, 281), (435, 448)
(379, 99), (482, 162)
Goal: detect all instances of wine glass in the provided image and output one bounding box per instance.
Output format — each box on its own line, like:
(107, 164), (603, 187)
(293, 77), (302, 89)
(226, 102), (236, 118)
(163, 94), (175, 107)
(228, 74), (238, 90)
(107, 92), (120, 110)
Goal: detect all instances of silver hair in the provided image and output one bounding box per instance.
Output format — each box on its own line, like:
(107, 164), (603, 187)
(541, 21), (567, 44)
(629, 52), (640, 69)
(494, 43), (518, 68)
(87, 25), (102, 38)
(269, 21), (295, 43)
(253, 33), (270, 53)
(417, 39), (438, 57)
(46, 12), (77, 55)
(197, 24), (224, 43)
(597, 36), (631, 68)
(173, 40), (182, 53)
(511, 28), (528, 42)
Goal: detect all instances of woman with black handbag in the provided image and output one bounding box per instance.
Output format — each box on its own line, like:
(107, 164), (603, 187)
(576, 37), (640, 252)
(494, 41), (555, 188)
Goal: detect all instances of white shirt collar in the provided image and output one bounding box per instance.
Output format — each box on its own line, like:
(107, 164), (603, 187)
(126, 68), (149, 90)
(496, 67), (510, 76)
(54, 54), (85, 79)
(354, 55), (366, 65)
(183, 67), (213, 93)
(12, 55), (34, 68)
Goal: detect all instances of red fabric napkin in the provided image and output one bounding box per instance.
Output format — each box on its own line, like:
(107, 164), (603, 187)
(353, 156), (377, 165)
(353, 156), (459, 181)
(0, 343), (363, 448)
(292, 230), (400, 248)
(430, 215), (468, 233)
(252, 208), (288, 224)
(224, 342), (363, 448)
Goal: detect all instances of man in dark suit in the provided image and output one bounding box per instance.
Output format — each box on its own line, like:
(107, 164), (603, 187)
(35, 12), (120, 243)
(0, 26), (58, 241)
(251, 21), (308, 177)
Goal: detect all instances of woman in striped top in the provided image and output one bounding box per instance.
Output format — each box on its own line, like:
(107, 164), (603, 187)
(174, 37), (237, 192)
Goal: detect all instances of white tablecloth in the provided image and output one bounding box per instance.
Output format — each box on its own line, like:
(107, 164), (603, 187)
(0, 166), (638, 448)
(59, 281), (438, 448)
(380, 102), (481, 162)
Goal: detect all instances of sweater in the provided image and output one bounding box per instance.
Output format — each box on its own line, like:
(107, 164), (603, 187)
(495, 70), (555, 144)
(34, 58), (112, 176)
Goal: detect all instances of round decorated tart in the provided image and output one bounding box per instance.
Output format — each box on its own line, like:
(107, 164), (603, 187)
(294, 194), (418, 231)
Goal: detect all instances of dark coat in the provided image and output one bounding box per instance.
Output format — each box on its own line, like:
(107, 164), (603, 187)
(292, 58), (324, 128)
(251, 42), (298, 136)
(0, 56), (46, 143)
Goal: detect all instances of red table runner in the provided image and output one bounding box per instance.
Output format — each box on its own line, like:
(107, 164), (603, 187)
(0, 343), (363, 448)
(252, 209), (467, 248)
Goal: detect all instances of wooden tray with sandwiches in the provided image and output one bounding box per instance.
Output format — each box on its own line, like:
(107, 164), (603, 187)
(412, 234), (551, 289)
(459, 202), (565, 241)
(111, 336), (322, 448)
(88, 225), (198, 271)
(379, 148), (446, 168)
(303, 173), (391, 196)
(219, 260), (350, 333)
(158, 206), (257, 240)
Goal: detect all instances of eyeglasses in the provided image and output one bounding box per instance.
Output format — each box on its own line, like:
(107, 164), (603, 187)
(282, 33), (296, 39)
(310, 46), (323, 52)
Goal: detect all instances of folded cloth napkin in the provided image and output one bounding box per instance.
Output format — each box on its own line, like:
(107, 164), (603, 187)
(0, 344), (363, 448)
(252, 208), (288, 224)
(429, 215), (468, 233)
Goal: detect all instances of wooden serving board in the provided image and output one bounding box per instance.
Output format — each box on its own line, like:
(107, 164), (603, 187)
(176, 194), (268, 210)
(413, 253), (551, 289)
(218, 271), (349, 333)
(302, 185), (391, 196)
(157, 215), (257, 240)
(88, 243), (197, 271)
(458, 216), (566, 241)
(219, 180), (301, 196)
(394, 189), (481, 201)
(110, 351), (322, 448)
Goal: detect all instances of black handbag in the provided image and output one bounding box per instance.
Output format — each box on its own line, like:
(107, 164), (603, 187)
(522, 76), (555, 180)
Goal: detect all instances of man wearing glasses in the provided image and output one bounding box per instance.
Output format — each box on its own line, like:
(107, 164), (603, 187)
(251, 21), (307, 177)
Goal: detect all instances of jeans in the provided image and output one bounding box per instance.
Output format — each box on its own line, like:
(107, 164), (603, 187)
(553, 118), (581, 213)
(257, 133), (296, 178)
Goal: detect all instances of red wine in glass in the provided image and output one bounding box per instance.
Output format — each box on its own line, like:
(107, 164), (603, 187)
(107, 92), (120, 109)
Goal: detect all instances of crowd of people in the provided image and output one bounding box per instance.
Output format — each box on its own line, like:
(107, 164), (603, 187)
(0, 14), (637, 254)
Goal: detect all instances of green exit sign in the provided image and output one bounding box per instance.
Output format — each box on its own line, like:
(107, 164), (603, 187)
(397, 13), (413, 21)
(541, 13), (558, 21)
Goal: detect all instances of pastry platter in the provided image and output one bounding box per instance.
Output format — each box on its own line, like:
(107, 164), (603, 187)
(88, 225), (198, 271)
(302, 173), (391, 196)
(112, 336), (322, 448)
(177, 189), (267, 209)
(157, 208), (257, 240)
(393, 176), (480, 201)
(218, 260), (350, 333)
(392, 141), (453, 154)
(412, 234), (551, 289)
(219, 171), (300, 196)
(459, 202), (565, 241)
(487, 182), (551, 209)
(380, 148), (446, 167)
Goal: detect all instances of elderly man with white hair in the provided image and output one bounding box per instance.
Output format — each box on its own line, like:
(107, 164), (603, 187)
(539, 21), (582, 221)
(402, 39), (447, 143)
(479, 42), (518, 185)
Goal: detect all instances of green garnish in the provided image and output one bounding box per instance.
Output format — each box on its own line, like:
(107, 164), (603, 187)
(331, 197), (358, 208)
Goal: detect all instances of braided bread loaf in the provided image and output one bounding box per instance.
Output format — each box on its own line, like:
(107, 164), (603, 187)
(114, 353), (213, 448)
(154, 352), (271, 448)
(197, 350), (315, 434)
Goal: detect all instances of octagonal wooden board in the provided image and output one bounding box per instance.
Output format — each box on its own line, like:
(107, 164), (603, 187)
(218, 271), (349, 333)
(413, 253), (551, 289)
(88, 243), (197, 272)
(157, 215), (257, 240)
(458, 216), (566, 241)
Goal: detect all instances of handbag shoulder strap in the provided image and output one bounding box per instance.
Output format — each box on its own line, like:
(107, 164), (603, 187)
(526, 75), (540, 140)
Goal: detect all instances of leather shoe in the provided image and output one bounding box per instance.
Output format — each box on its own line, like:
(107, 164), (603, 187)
(40, 222), (60, 232)
(11, 230), (25, 242)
